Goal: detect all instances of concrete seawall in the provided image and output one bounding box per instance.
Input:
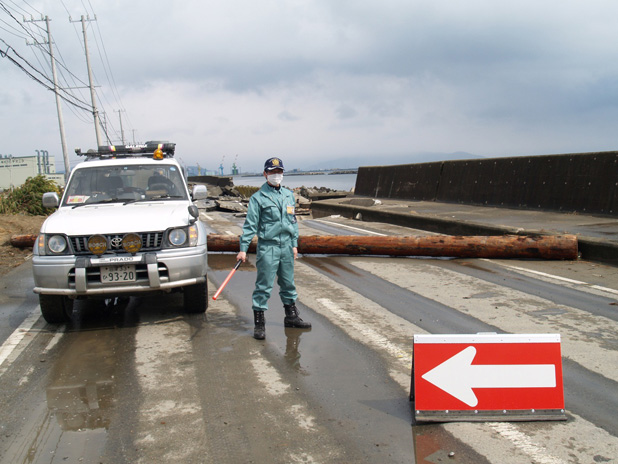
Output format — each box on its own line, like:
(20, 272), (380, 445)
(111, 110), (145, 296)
(354, 151), (618, 216)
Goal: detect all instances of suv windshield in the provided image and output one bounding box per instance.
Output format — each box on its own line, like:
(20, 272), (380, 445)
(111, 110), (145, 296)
(62, 164), (188, 206)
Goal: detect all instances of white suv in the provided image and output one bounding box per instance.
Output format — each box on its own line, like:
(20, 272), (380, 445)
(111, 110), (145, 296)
(32, 142), (209, 323)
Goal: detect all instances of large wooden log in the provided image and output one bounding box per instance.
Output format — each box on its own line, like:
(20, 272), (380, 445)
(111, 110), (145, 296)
(207, 234), (579, 260)
(10, 234), (38, 248)
(11, 232), (579, 260)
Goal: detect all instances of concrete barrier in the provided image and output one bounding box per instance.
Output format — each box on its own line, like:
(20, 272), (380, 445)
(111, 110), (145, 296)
(355, 162), (442, 201)
(355, 151), (618, 216)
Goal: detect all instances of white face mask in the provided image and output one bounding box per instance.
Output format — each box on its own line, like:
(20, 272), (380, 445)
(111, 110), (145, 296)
(267, 173), (283, 186)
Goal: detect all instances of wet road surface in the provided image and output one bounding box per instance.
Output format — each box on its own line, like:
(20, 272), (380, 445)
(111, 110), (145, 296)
(1, 212), (618, 463)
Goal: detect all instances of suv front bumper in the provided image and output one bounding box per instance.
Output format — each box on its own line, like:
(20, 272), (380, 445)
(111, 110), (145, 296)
(33, 245), (207, 296)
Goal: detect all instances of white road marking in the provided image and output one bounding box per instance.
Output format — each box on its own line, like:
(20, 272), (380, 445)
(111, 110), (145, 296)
(249, 352), (318, 433)
(317, 297), (411, 361)
(485, 260), (618, 296)
(133, 319), (207, 463)
(18, 366), (35, 386)
(488, 422), (565, 464)
(315, 219), (387, 236)
(250, 355), (290, 395)
(590, 284), (618, 294)
(0, 309), (41, 375)
(42, 326), (66, 355)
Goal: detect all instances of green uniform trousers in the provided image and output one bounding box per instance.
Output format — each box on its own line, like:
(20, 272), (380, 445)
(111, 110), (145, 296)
(252, 239), (297, 311)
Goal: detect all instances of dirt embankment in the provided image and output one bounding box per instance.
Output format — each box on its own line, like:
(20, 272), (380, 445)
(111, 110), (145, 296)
(0, 214), (46, 277)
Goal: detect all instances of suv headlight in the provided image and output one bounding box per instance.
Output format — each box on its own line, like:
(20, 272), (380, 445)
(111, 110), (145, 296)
(167, 224), (199, 248)
(37, 234), (68, 255)
(168, 228), (187, 246)
(48, 235), (68, 253)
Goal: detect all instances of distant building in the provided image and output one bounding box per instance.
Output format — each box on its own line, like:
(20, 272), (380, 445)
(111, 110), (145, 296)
(186, 165), (217, 177)
(0, 151), (65, 190)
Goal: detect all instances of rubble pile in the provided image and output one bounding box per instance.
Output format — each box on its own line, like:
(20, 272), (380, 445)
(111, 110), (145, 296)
(189, 178), (350, 215)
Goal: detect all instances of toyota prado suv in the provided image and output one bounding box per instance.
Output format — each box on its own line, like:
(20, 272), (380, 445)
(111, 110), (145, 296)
(32, 142), (209, 323)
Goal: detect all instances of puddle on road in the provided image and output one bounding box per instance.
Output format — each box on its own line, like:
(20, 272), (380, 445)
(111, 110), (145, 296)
(35, 297), (149, 462)
(282, 326), (311, 374)
(47, 312), (120, 432)
(38, 306), (124, 460)
(412, 422), (491, 463)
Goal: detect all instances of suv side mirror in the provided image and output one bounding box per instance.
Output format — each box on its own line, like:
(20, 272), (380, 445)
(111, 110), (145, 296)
(192, 184), (207, 200)
(188, 205), (199, 224)
(42, 192), (60, 208)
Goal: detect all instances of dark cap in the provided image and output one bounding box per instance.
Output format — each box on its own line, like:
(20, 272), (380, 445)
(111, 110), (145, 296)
(264, 157), (285, 171)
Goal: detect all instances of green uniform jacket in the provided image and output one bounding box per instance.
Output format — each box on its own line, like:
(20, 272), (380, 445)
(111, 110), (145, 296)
(239, 183), (299, 251)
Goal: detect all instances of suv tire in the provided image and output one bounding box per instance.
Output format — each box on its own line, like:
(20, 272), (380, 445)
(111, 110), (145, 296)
(184, 278), (208, 313)
(39, 294), (73, 324)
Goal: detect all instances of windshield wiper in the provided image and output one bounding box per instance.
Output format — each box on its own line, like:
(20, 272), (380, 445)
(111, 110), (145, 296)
(71, 198), (121, 208)
(124, 195), (184, 204)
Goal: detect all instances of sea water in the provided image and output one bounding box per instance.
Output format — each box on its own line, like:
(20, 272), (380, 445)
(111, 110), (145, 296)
(232, 173), (357, 191)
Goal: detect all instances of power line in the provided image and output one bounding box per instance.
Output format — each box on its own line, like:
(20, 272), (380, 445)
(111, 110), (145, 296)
(25, 15), (71, 180)
(70, 14), (103, 146)
(5, 0), (41, 17)
(0, 16), (28, 38)
(2, 1), (136, 146)
(0, 2), (34, 37)
(82, 0), (135, 140)
(1, 2), (95, 114)
(1, 38), (93, 112)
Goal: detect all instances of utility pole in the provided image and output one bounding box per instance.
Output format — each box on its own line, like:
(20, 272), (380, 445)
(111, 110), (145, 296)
(115, 109), (125, 144)
(99, 112), (111, 144)
(71, 15), (103, 148)
(25, 15), (71, 181)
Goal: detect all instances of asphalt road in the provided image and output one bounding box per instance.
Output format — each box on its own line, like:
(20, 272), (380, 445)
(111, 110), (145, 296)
(1, 211), (617, 463)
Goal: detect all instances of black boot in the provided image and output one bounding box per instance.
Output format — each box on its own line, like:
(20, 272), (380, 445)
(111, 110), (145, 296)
(253, 310), (266, 340)
(284, 303), (311, 329)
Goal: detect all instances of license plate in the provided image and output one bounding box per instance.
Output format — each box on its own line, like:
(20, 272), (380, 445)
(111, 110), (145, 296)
(100, 265), (137, 283)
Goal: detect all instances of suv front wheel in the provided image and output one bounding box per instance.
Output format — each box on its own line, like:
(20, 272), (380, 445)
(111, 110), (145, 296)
(39, 294), (74, 323)
(183, 278), (208, 313)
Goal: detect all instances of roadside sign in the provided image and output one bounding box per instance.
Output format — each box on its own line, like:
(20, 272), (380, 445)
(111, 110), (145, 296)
(412, 334), (566, 422)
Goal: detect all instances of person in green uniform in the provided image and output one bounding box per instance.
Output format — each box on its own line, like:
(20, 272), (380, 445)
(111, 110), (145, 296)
(236, 157), (311, 340)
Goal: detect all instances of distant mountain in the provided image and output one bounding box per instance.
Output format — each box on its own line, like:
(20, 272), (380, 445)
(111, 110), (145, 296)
(301, 152), (484, 170)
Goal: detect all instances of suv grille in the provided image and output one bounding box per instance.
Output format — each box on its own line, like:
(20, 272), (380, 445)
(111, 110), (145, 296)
(70, 232), (164, 255)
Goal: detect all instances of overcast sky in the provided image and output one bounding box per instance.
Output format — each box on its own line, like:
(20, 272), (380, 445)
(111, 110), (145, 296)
(1, 0), (618, 173)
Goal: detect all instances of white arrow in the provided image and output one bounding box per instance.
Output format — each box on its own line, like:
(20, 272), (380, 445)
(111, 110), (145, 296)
(421, 346), (556, 407)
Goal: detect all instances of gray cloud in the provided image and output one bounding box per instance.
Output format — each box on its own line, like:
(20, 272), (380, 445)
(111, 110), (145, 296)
(2, 0), (618, 172)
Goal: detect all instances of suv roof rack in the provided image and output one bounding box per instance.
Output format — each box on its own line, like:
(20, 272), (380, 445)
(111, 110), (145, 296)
(75, 141), (176, 160)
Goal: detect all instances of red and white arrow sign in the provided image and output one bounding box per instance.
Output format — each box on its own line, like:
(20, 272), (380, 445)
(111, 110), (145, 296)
(413, 334), (565, 417)
(421, 345), (556, 407)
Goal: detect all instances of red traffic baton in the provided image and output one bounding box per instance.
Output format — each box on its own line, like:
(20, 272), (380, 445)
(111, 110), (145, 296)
(212, 259), (242, 300)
